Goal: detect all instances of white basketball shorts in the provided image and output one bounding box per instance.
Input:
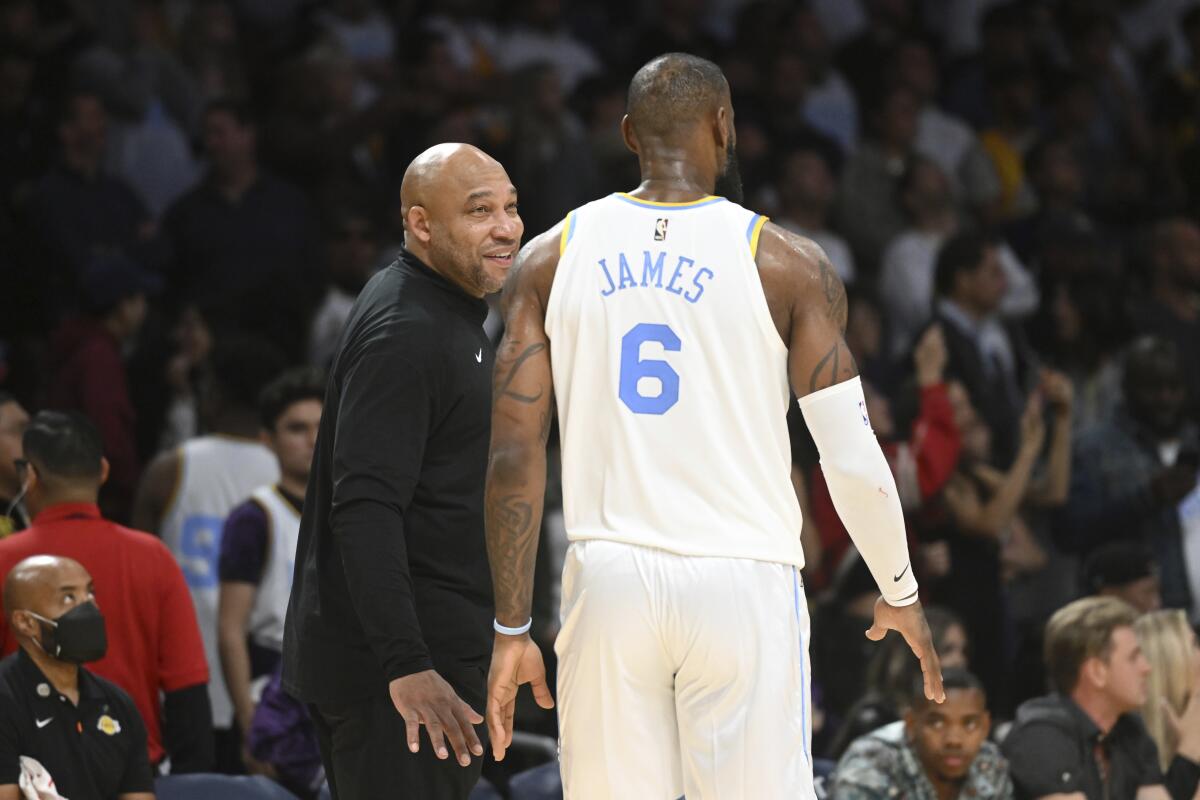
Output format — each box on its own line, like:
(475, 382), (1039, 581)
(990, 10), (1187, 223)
(555, 539), (815, 799)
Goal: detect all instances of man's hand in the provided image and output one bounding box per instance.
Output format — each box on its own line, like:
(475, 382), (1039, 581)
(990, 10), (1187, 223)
(388, 669), (484, 766)
(487, 633), (555, 761)
(866, 598), (945, 703)
(1040, 369), (1074, 416)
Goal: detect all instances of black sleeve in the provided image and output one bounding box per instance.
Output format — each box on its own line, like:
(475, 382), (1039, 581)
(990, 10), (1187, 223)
(118, 695), (155, 794)
(1166, 754), (1199, 799)
(331, 345), (436, 681)
(1002, 722), (1085, 799)
(0, 695), (20, 787)
(162, 683), (214, 773)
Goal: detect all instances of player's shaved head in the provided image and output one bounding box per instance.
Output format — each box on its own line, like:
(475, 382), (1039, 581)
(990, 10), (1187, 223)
(3, 555), (88, 621)
(398, 143), (522, 297)
(627, 53), (729, 142)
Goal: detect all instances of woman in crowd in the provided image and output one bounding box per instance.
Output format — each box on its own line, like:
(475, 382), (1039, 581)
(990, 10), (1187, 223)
(1136, 609), (1200, 800)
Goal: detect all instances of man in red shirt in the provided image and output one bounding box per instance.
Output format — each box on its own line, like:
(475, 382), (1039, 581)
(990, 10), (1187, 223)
(0, 411), (212, 771)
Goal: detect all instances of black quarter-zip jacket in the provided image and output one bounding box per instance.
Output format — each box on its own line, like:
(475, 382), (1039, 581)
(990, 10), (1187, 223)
(283, 248), (495, 705)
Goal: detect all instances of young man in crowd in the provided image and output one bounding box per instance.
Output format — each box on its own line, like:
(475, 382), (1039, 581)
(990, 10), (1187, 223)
(218, 367), (323, 766)
(834, 668), (1013, 799)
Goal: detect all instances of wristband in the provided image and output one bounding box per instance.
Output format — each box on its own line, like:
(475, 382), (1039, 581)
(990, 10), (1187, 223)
(494, 618), (532, 636)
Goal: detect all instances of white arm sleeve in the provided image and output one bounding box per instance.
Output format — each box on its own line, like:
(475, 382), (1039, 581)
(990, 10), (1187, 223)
(798, 376), (919, 606)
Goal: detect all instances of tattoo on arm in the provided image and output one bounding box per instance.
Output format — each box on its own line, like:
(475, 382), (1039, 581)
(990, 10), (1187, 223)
(487, 491), (540, 621)
(496, 343), (547, 404)
(818, 256), (848, 332)
(808, 342), (859, 393)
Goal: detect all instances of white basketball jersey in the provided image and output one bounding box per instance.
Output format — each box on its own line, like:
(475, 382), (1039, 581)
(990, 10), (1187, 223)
(246, 485), (301, 653)
(545, 193), (804, 568)
(159, 435), (279, 728)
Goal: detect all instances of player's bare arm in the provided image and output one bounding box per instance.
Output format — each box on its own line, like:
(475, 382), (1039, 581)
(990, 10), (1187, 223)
(757, 221), (945, 703)
(484, 222), (560, 760)
(131, 448), (180, 535)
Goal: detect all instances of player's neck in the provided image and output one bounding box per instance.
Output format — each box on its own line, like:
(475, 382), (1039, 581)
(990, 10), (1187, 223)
(630, 157), (715, 203)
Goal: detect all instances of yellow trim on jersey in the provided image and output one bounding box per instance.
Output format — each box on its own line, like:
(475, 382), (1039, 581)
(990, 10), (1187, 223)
(615, 193), (721, 208)
(749, 215), (769, 258)
(559, 211), (575, 256)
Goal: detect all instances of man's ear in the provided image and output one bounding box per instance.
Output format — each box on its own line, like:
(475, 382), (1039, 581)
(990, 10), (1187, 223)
(1082, 656), (1107, 690)
(10, 610), (38, 640)
(405, 206), (433, 245)
(981, 710), (992, 738)
(98, 457), (110, 487)
(621, 115), (639, 156)
(715, 105), (732, 154)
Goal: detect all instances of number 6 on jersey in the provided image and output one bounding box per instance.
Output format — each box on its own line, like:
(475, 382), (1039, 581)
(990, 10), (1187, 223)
(618, 323), (681, 415)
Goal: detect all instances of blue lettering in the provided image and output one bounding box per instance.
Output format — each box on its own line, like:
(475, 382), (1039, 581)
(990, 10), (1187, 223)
(666, 256), (693, 295)
(685, 267), (714, 304)
(598, 258), (616, 297)
(641, 251), (666, 288)
(618, 253), (638, 290)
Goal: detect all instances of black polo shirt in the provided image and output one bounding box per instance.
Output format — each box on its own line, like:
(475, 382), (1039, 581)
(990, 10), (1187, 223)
(283, 247), (494, 706)
(1003, 693), (1163, 800)
(0, 649), (152, 799)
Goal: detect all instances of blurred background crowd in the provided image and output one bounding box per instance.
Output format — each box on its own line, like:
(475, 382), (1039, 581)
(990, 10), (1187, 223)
(0, 0), (1199, 797)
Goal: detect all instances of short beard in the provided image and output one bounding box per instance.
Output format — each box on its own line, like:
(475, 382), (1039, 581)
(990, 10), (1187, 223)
(428, 234), (492, 297)
(714, 138), (744, 205)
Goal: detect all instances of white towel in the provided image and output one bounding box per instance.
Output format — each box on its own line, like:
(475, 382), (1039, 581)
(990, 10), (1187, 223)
(18, 756), (68, 800)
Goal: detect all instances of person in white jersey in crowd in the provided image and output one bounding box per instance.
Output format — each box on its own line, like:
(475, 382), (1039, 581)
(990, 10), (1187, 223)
(484, 53), (945, 799)
(217, 366), (323, 773)
(132, 333), (283, 773)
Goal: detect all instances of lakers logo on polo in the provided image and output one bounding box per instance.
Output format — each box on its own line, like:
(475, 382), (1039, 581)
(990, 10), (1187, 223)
(97, 715), (121, 736)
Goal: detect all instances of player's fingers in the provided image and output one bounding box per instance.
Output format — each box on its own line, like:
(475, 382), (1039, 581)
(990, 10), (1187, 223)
(424, 715), (450, 760)
(455, 704), (485, 758)
(503, 700), (516, 749)
(921, 647), (945, 703)
(460, 699), (484, 726)
(530, 672), (555, 709)
(487, 698), (509, 761)
(439, 709), (473, 767)
(397, 706), (421, 753)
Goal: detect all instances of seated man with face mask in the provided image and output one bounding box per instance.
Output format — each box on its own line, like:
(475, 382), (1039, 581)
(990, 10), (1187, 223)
(0, 555), (154, 800)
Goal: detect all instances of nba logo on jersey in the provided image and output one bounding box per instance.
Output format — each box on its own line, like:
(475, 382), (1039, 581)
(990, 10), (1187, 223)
(654, 218), (668, 241)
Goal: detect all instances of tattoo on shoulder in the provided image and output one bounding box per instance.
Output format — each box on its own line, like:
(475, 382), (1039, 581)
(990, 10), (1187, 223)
(818, 256), (848, 332)
(496, 342), (546, 404)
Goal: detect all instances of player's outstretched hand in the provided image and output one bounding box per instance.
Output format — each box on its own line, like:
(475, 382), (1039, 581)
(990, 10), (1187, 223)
(389, 669), (485, 767)
(865, 597), (946, 703)
(487, 633), (555, 761)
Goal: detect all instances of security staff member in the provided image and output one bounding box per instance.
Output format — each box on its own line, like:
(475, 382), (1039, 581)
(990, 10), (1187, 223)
(0, 555), (153, 800)
(282, 143), (522, 799)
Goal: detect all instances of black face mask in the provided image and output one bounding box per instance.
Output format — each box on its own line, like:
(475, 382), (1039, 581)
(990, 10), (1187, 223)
(29, 602), (108, 664)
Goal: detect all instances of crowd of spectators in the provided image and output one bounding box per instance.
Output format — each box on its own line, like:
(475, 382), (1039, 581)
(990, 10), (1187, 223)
(0, 0), (1199, 797)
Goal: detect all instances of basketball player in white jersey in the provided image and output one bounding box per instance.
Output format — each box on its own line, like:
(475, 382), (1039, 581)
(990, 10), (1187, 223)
(133, 334), (283, 771)
(217, 367), (323, 759)
(484, 54), (945, 798)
